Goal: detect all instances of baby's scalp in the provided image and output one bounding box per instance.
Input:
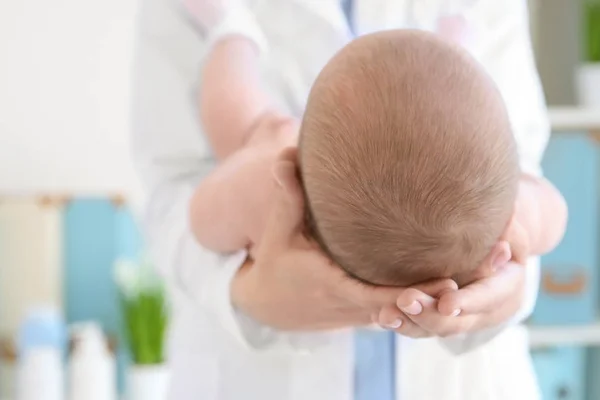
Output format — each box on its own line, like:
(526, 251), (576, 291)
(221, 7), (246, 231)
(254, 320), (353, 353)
(298, 30), (519, 286)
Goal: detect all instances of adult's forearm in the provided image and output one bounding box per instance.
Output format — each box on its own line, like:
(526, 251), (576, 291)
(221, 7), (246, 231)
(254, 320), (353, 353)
(190, 143), (280, 252)
(516, 174), (567, 255)
(189, 150), (256, 252)
(200, 36), (274, 159)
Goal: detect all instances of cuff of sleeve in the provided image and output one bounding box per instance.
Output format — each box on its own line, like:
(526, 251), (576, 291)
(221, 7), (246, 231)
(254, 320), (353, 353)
(178, 231), (330, 354)
(172, 232), (262, 349)
(206, 6), (268, 55)
(520, 160), (543, 178)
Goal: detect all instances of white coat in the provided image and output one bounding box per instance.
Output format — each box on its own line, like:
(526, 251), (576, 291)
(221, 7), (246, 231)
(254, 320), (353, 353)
(131, 0), (549, 399)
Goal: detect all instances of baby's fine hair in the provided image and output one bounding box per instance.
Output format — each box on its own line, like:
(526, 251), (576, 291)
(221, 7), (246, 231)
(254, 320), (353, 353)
(299, 30), (519, 286)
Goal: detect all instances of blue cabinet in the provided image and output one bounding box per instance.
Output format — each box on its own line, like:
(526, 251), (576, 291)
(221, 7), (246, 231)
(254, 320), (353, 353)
(531, 134), (599, 325)
(531, 346), (586, 400)
(63, 198), (142, 392)
(64, 199), (119, 331)
(63, 198), (142, 330)
(115, 205), (143, 262)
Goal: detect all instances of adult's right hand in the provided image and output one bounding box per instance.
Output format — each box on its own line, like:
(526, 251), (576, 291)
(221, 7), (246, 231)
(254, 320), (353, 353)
(231, 148), (457, 331)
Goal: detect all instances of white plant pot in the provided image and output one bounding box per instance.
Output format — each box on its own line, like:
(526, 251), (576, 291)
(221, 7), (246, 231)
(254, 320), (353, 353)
(576, 63), (600, 107)
(127, 365), (170, 400)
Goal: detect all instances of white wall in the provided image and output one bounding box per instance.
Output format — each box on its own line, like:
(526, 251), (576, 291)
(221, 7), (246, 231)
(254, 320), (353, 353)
(0, 0), (141, 197)
(0, 0), (567, 197)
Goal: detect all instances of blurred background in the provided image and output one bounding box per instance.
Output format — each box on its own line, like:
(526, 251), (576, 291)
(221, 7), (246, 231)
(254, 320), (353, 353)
(1, 0), (600, 399)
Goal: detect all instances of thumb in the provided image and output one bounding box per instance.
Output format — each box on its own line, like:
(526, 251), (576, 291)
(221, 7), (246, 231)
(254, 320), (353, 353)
(262, 147), (305, 244)
(414, 279), (458, 298)
(438, 262), (523, 316)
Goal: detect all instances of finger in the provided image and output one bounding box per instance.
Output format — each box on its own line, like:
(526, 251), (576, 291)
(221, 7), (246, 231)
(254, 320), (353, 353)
(376, 280), (457, 320)
(404, 310), (477, 337)
(342, 279), (456, 316)
(371, 309), (431, 338)
(339, 277), (407, 310)
(438, 262), (524, 316)
(262, 147), (304, 244)
(398, 292), (473, 335)
(396, 288), (437, 315)
(377, 304), (404, 329)
(374, 305), (434, 338)
(392, 317), (434, 338)
(414, 279), (458, 298)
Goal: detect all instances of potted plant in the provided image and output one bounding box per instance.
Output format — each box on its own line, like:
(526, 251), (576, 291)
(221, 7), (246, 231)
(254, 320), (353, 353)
(577, 0), (600, 106)
(115, 258), (169, 400)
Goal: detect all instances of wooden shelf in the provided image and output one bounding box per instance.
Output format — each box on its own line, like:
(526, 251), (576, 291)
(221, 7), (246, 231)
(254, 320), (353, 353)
(0, 338), (16, 362)
(549, 107), (600, 132)
(528, 323), (600, 348)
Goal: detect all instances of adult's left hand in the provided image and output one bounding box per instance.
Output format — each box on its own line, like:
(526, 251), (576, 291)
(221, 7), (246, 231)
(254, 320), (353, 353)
(378, 262), (526, 338)
(375, 216), (530, 338)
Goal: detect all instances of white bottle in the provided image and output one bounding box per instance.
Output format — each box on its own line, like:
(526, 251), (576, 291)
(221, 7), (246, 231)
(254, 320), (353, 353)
(16, 347), (64, 400)
(68, 323), (117, 400)
(15, 307), (65, 400)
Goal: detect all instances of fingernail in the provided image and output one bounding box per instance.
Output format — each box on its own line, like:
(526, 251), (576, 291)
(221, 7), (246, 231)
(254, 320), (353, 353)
(385, 319), (403, 329)
(450, 309), (462, 317)
(401, 301), (423, 315)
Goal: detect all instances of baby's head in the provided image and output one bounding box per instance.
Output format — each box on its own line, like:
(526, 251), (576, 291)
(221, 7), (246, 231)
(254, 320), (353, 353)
(298, 30), (519, 287)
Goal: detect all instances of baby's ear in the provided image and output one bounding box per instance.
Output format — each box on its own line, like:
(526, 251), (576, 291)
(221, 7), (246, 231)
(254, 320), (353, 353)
(488, 241), (512, 272)
(501, 216), (530, 265)
(272, 147), (300, 191)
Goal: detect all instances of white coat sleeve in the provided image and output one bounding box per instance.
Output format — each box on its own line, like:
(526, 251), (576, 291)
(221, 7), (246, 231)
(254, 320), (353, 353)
(130, 0), (327, 353)
(179, 0), (268, 54)
(439, 0), (549, 354)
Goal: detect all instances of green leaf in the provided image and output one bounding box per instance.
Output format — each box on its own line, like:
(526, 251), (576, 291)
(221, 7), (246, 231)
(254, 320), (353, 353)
(116, 261), (168, 365)
(584, 2), (600, 62)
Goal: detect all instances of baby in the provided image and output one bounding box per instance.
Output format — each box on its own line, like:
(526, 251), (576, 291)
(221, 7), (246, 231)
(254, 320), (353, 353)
(191, 30), (519, 287)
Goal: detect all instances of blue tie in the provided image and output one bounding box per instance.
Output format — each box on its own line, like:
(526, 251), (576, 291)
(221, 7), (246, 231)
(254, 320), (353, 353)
(354, 329), (396, 400)
(341, 0), (355, 35)
(339, 1), (396, 398)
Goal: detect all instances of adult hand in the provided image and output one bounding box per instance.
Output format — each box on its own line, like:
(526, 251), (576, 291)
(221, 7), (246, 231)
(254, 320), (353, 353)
(375, 211), (531, 338)
(379, 262), (526, 338)
(231, 148), (457, 331)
